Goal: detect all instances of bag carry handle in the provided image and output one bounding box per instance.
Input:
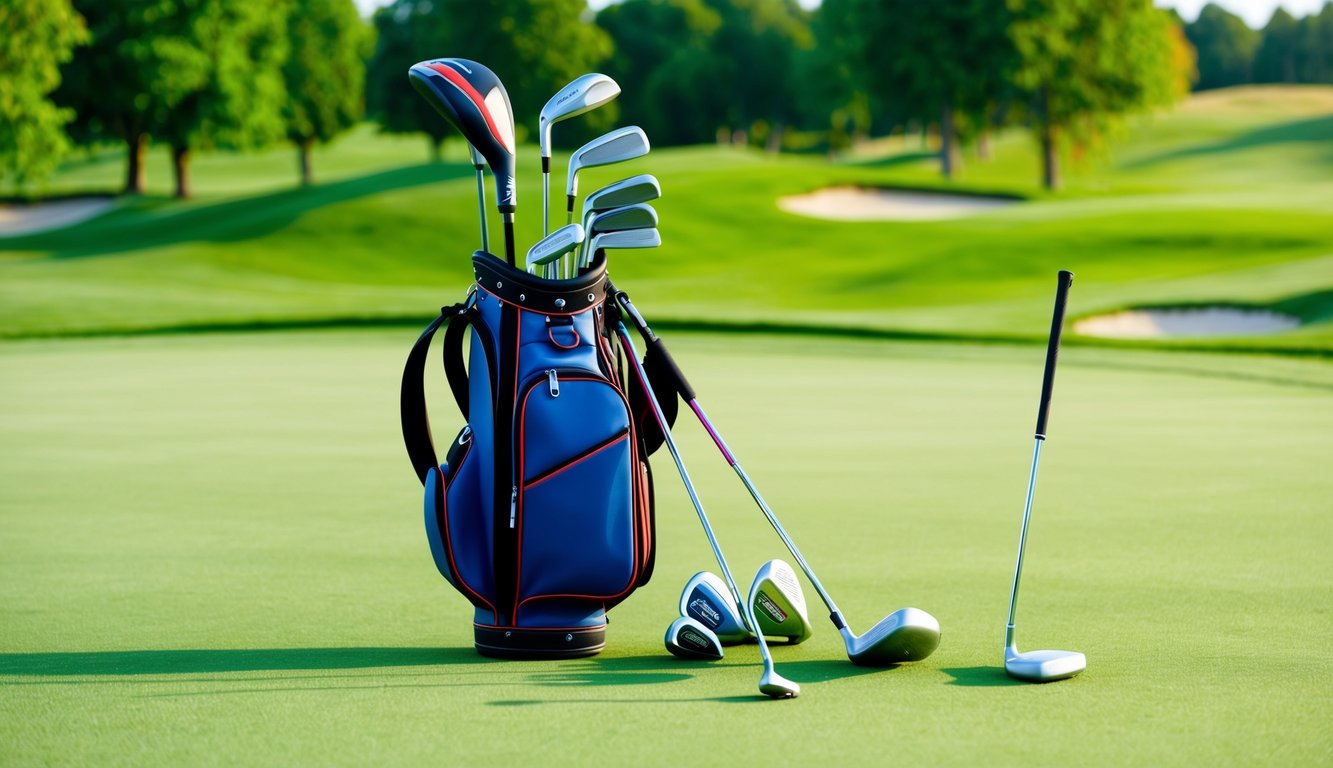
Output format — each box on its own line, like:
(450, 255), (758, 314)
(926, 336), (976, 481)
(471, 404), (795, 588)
(402, 301), (495, 485)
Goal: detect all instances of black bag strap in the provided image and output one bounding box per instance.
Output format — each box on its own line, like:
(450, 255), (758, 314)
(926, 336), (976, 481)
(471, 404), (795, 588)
(401, 302), (466, 485)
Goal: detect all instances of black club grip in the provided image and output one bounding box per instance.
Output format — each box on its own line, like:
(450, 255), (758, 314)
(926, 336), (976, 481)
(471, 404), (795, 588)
(1035, 270), (1074, 439)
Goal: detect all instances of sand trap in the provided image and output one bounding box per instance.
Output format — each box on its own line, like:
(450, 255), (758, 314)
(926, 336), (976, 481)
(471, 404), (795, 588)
(1075, 307), (1300, 339)
(0, 197), (115, 236)
(779, 186), (1018, 221)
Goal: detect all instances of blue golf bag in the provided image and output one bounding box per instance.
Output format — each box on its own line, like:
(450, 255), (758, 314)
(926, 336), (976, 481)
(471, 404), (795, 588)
(400, 251), (661, 658)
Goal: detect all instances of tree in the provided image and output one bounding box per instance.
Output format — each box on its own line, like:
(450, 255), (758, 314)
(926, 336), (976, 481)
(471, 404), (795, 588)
(367, 0), (612, 159)
(283, 0), (370, 185)
(1185, 3), (1259, 90)
(0, 0), (87, 192)
(1296, 4), (1333, 83)
(1008, 0), (1184, 190)
(1253, 8), (1300, 83)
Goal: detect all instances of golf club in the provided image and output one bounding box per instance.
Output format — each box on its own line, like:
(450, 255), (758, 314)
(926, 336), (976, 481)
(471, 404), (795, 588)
(615, 327), (797, 698)
(408, 58), (519, 265)
(565, 126), (650, 226)
(664, 616), (725, 661)
(578, 203), (658, 270)
(580, 175), (661, 236)
(614, 290), (942, 666)
(751, 559), (813, 644)
(680, 571), (753, 645)
(540, 73), (621, 236)
(466, 145), (488, 253)
(524, 223), (584, 279)
(1004, 269), (1086, 683)
(585, 230), (660, 275)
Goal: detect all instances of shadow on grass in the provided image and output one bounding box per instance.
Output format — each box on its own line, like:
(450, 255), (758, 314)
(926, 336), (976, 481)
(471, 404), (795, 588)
(0, 646), (488, 676)
(940, 666), (1026, 687)
(0, 162), (469, 258)
(1125, 114), (1333, 169)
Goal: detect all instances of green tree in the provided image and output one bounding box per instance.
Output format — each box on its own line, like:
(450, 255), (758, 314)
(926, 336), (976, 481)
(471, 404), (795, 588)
(1297, 4), (1333, 83)
(1253, 8), (1299, 83)
(367, 0), (611, 159)
(0, 0), (87, 192)
(1185, 3), (1259, 90)
(1008, 0), (1183, 190)
(283, 0), (370, 185)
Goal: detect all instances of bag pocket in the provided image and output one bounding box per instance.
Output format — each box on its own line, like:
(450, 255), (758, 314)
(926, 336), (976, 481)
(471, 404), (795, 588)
(513, 370), (641, 614)
(425, 425), (496, 618)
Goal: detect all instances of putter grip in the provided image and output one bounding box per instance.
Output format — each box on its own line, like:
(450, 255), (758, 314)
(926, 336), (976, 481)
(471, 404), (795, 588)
(1035, 270), (1074, 438)
(652, 337), (696, 401)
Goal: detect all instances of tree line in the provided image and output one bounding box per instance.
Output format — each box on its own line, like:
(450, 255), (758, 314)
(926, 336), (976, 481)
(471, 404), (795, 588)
(1183, 2), (1333, 90)
(4, 0), (1327, 199)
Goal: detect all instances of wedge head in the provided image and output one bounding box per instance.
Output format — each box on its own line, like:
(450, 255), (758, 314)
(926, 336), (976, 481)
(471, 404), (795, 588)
(843, 607), (941, 666)
(525, 223), (584, 271)
(664, 617), (724, 661)
(750, 559), (812, 645)
(679, 571), (751, 645)
(588, 228), (659, 260)
(1005, 648), (1085, 682)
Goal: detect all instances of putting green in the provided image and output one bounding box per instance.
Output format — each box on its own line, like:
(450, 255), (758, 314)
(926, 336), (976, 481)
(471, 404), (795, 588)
(1, 330), (1329, 765)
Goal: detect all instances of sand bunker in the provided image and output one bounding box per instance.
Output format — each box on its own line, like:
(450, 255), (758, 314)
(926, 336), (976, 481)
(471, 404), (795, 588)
(0, 198), (115, 237)
(1074, 308), (1300, 339)
(779, 186), (1018, 221)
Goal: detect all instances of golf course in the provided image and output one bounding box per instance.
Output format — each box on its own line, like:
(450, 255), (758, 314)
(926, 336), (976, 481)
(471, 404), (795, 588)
(2, 85), (1330, 765)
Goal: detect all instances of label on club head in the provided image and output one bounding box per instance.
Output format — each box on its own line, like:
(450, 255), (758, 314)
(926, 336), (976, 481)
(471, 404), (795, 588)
(687, 595), (722, 628)
(756, 592), (788, 623)
(680, 628), (710, 651)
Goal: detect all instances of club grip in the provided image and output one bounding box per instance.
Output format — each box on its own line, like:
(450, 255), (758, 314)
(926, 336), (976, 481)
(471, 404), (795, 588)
(650, 337), (696, 401)
(1035, 270), (1074, 438)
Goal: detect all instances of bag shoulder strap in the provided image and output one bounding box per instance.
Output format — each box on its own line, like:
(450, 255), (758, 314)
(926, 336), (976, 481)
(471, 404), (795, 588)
(401, 302), (469, 485)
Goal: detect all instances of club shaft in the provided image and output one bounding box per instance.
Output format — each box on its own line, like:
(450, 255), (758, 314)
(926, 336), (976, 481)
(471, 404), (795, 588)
(475, 167), (488, 253)
(1005, 437), (1043, 649)
(542, 170), (550, 238)
(502, 214), (515, 266)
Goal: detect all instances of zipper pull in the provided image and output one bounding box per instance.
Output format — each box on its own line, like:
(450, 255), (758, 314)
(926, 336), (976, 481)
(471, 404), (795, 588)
(509, 485), (518, 529)
(547, 369), (560, 398)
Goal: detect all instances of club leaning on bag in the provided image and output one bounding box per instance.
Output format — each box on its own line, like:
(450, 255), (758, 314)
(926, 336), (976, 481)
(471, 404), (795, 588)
(408, 58), (518, 265)
(540, 73), (621, 236)
(1005, 269), (1086, 683)
(565, 126), (650, 225)
(524, 223), (584, 278)
(680, 571), (752, 645)
(615, 289), (941, 666)
(751, 559), (813, 644)
(664, 616), (725, 661)
(577, 203), (658, 270)
(615, 326), (797, 699)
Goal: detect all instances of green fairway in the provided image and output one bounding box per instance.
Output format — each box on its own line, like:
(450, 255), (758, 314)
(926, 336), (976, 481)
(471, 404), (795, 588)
(2, 330), (1329, 765)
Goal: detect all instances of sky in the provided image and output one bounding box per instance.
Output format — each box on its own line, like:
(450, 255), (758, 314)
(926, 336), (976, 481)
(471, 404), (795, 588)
(355, 0), (1326, 29)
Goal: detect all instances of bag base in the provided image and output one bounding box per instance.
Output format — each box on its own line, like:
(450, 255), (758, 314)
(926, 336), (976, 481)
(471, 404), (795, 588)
(474, 624), (606, 659)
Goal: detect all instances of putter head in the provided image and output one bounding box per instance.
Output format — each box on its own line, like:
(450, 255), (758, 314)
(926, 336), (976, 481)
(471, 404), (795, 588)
(679, 571), (752, 645)
(566, 126), (650, 199)
(664, 617), (724, 661)
(750, 559), (812, 645)
(1005, 647), (1085, 682)
(759, 666), (800, 699)
(843, 607), (941, 666)
(525, 223), (584, 274)
(580, 174), (661, 232)
(540, 73), (621, 159)
(408, 58), (517, 211)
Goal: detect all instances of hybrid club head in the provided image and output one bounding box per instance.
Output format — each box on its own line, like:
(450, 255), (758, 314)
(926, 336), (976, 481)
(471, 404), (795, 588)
(842, 607), (941, 666)
(408, 58), (517, 212)
(750, 559), (813, 645)
(664, 617), (724, 661)
(540, 73), (621, 161)
(525, 223), (584, 277)
(581, 174), (661, 233)
(1005, 647), (1086, 682)
(565, 126), (650, 215)
(679, 571), (752, 645)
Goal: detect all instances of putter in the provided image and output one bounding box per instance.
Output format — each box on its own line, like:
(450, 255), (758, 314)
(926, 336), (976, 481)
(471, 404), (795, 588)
(524, 223), (584, 279)
(680, 571), (753, 645)
(664, 616), (725, 661)
(614, 289), (942, 666)
(751, 559), (813, 644)
(565, 126), (650, 226)
(540, 73), (621, 236)
(408, 58), (519, 265)
(616, 327), (797, 698)
(577, 203), (658, 270)
(1004, 269), (1086, 683)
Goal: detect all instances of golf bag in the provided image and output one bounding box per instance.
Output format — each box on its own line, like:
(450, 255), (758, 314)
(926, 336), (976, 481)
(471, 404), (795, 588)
(400, 251), (662, 659)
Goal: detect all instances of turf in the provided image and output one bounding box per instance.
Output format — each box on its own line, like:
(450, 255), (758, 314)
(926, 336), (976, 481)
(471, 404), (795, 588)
(1, 330), (1329, 765)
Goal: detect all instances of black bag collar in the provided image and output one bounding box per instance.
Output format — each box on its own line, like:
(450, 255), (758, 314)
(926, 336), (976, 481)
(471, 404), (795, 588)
(472, 250), (610, 314)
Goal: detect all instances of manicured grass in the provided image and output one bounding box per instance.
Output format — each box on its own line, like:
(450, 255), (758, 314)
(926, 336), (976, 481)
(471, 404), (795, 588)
(1, 87), (1330, 353)
(1, 330), (1329, 765)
